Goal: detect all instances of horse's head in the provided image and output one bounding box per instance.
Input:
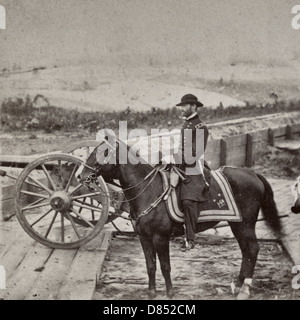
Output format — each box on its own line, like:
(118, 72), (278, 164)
(78, 135), (125, 184)
(291, 175), (300, 214)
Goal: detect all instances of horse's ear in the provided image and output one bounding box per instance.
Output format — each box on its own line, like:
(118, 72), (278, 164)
(103, 129), (116, 141)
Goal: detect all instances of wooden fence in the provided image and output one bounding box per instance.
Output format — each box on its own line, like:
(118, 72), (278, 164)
(205, 123), (300, 169)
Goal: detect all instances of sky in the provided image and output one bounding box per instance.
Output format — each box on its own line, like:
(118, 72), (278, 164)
(0, 0), (299, 69)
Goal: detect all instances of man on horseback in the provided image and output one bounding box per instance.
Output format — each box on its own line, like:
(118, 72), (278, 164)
(163, 94), (210, 251)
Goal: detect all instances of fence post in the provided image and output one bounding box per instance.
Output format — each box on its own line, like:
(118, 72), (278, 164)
(268, 128), (274, 146)
(245, 133), (253, 167)
(286, 125), (293, 140)
(220, 139), (227, 166)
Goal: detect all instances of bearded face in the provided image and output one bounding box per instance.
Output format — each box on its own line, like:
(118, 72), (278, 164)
(178, 104), (195, 119)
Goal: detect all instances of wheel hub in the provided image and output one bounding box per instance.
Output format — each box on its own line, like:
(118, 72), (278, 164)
(50, 191), (71, 212)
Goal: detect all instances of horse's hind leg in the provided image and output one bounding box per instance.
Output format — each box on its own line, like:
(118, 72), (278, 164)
(152, 233), (174, 298)
(139, 235), (157, 298)
(229, 222), (259, 299)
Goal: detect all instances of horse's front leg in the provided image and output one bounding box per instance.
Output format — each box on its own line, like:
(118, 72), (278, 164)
(152, 234), (174, 298)
(139, 235), (157, 299)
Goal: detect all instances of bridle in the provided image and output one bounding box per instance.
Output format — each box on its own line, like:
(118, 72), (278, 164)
(82, 139), (169, 219)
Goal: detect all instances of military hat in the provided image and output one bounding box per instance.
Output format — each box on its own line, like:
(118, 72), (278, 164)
(176, 94), (204, 108)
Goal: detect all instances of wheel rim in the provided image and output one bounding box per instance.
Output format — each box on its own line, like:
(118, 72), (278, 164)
(14, 153), (110, 249)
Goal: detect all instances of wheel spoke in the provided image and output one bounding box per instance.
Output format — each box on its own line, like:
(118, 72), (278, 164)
(41, 164), (57, 191)
(66, 211), (81, 239)
(45, 211), (58, 239)
(58, 160), (62, 177)
(72, 200), (103, 213)
(72, 191), (102, 199)
(70, 208), (95, 228)
(90, 198), (95, 220)
(78, 197), (87, 214)
(30, 208), (54, 227)
(27, 175), (53, 195)
(64, 164), (79, 192)
(20, 190), (50, 199)
(22, 201), (50, 211)
(61, 213), (65, 242)
(24, 179), (44, 190)
(69, 183), (85, 196)
(23, 197), (45, 210)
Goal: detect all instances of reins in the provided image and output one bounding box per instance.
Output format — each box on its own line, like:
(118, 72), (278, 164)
(82, 138), (173, 224)
(83, 158), (162, 203)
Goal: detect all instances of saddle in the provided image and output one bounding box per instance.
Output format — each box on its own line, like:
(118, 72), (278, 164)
(159, 165), (242, 223)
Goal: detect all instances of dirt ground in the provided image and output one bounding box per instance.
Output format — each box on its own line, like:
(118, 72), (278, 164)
(92, 234), (298, 300)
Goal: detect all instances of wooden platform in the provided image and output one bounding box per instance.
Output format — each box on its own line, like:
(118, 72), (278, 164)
(0, 217), (112, 300)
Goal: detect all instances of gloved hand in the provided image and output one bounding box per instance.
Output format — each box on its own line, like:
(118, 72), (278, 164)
(161, 154), (175, 164)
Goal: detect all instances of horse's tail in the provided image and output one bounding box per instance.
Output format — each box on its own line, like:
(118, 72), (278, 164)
(256, 173), (283, 238)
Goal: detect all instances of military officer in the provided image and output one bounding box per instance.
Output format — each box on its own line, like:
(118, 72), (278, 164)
(164, 94), (210, 251)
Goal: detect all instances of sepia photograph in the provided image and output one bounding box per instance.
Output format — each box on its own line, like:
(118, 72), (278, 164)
(0, 0), (300, 304)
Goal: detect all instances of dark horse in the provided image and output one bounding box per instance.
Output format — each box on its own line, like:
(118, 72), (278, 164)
(79, 138), (283, 300)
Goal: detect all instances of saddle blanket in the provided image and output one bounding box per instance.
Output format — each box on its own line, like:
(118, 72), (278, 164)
(161, 169), (242, 223)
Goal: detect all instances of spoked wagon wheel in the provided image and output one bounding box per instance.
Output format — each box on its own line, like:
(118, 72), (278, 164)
(64, 140), (135, 236)
(14, 153), (110, 249)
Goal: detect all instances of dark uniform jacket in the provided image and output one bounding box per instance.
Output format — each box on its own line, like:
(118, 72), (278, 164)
(174, 113), (210, 202)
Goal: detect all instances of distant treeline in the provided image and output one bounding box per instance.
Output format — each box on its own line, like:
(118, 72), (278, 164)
(1, 94), (300, 133)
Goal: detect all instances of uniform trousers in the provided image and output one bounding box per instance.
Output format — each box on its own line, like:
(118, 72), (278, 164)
(181, 199), (201, 242)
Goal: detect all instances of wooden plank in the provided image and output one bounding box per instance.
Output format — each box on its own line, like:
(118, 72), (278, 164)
(286, 125), (293, 140)
(273, 126), (288, 138)
(25, 249), (77, 300)
(205, 140), (221, 154)
(54, 230), (112, 300)
(220, 139), (227, 167)
(268, 128), (275, 146)
(0, 225), (36, 279)
(225, 134), (247, 149)
(0, 198), (16, 221)
(226, 155), (246, 167)
(253, 140), (268, 150)
(205, 155), (220, 169)
(95, 231), (113, 287)
(0, 185), (14, 201)
(226, 146), (246, 160)
(245, 134), (254, 167)
(0, 155), (40, 167)
(1, 243), (53, 300)
(205, 151), (220, 162)
(292, 123), (300, 133)
(251, 129), (269, 143)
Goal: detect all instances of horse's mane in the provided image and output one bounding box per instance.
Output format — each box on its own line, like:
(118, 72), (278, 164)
(91, 137), (154, 171)
(117, 138), (155, 171)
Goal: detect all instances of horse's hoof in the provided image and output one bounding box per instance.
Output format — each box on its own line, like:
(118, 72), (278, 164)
(236, 291), (250, 300)
(167, 288), (174, 299)
(148, 290), (156, 299)
(236, 284), (250, 300)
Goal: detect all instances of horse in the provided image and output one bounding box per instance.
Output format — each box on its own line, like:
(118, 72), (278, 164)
(79, 137), (283, 300)
(291, 175), (300, 214)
